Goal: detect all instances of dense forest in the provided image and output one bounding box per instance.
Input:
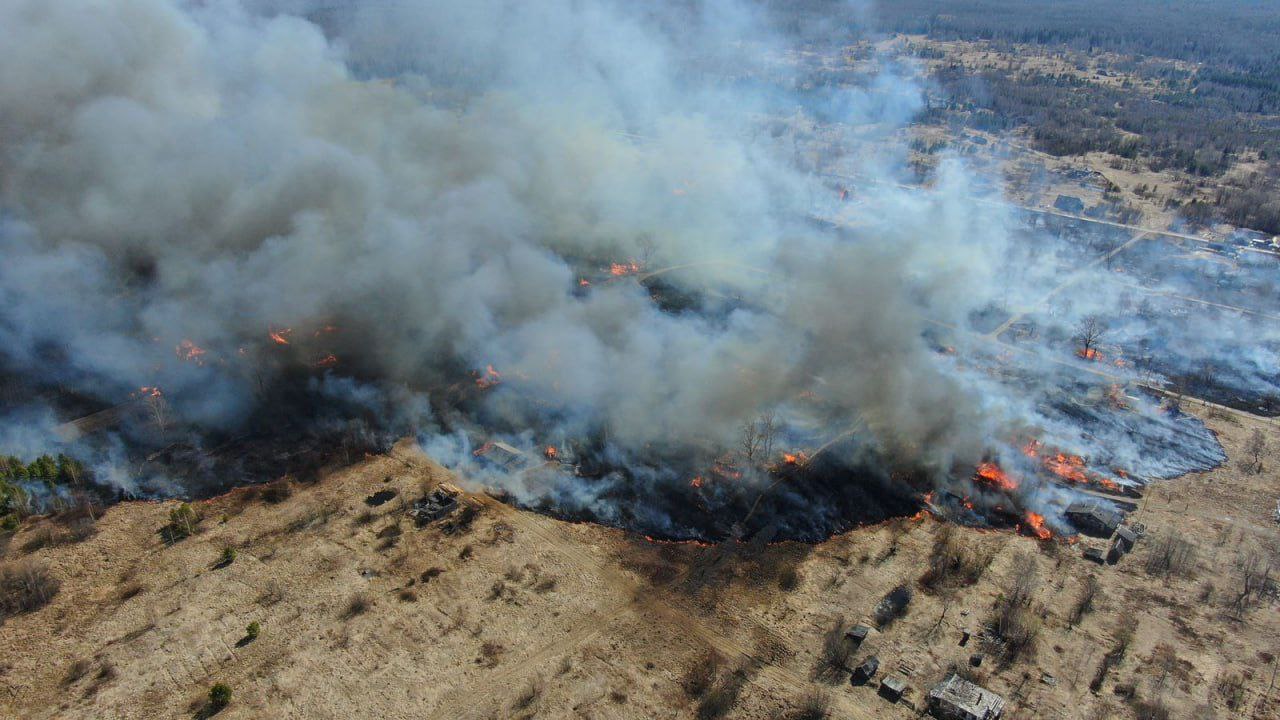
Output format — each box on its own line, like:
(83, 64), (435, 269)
(866, 0), (1280, 234)
(872, 0), (1280, 72)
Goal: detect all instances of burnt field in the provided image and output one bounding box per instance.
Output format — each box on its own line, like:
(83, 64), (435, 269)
(988, 223), (1280, 417)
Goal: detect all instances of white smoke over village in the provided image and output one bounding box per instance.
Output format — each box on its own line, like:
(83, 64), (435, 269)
(0, 1), (1242, 539)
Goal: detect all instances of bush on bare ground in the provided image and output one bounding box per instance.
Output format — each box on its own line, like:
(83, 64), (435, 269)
(682, 650), (722, 698)
(990, 553), (1041, 661)
(920, 525), (994, 592)
(696, 666), (748, 720)
(873, 584), (913, 628)
(814, 617), (853, 682)
(0, 559), (60, 617)
(1069, 575), (1101, 626)
(1144, 533), (1198, 578)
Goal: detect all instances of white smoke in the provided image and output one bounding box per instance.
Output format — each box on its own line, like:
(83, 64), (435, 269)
(0, 1), (1234, 534)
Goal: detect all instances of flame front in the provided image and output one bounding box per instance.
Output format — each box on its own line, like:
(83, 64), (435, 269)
(975, 461), (1018, 492)
(1024, 511), (1051, 540)
(175, 340), (207, 364)
(1045, 453), (1087, 483)
(269, 327), (292, 345)
(476, 365), (502, 389)
(608, 260), (642, 277)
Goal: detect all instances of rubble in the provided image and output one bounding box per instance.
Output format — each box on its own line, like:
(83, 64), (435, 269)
(1064, 501), (1124, 537)
(927, 673), (1006, 720)
(409, 485), (461, 526)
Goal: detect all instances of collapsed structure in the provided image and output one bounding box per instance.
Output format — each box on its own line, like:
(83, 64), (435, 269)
(409, 485), (461, 526)
(927, 674), (1005, 720)
(1064, 501), (1125, 537)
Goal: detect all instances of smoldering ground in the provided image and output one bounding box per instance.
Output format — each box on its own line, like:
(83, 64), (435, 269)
(0, 1), (1236, 538)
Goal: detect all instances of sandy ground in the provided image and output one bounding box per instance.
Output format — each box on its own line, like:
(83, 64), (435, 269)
(1, 405), (1278, 720)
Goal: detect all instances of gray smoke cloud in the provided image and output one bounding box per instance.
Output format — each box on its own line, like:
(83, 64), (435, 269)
(0, 0), (1237, 535)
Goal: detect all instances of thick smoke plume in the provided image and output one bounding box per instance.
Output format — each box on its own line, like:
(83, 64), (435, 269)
(0, 1), (1239, 538)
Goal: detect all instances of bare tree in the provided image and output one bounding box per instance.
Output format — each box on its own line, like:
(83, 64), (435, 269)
(143, 390), (170, 438)
(739, 411), (778, 467)
(1145, 533), (1198, 578)
(635, 233), (657, 268)
(1240, 428), (1267, 474)
(1230, 550), (1273, 618)
(1074, 315), (1106, 359)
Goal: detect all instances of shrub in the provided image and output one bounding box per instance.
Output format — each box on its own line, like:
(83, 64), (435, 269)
(63, 658), (93, 686)
(778, 565), (801, 591)
(681, 651), (721, 698)
(1069, 575), (1100, 625)
(342, 592), (372, 619)
(444, 505), (478, 535)
(873, 584), (913, 628)
(479, 641), (505, 668)
(1131, 699), (1171, 720)
(991, 554), (1041, 661)
(920, 525), (994, 592)
(117, 580), (145, 602)
(1144, 533), (1197, 578)
(256, 580), (284, 606)
(1216, 672), (1246, 710)
(219, 548), (237, 566)
(208, 682), (232, 710)
(261, 480), (292, 504)
(163, 503), (201, 542)
(814, 618), (852, 682)
(0, 559), (60, 617)
(789, 689), (832, 720)
(513, 678), (543, 710)
(245, 621), (260, 641)
(696, 668), (747, 720)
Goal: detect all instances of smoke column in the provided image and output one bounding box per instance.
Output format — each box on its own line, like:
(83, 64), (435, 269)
(0, 1), (1234, 536)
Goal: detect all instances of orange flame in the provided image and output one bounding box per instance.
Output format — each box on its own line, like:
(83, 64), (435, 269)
(609, 260), (642, 277)
(976, 462), (1018, 491)
(782, 451), (808, 465)
(1024, 511), (1052, 540)
(689, 476), (705, 489)
(476, 364), (502, 389)
(313, 353), (338, 368)
(579, 278), (591, 287)
(1076, 347), (1101, 361)
(269, 327), (292, 345)
(1045, 453), (1087, 483)
(544, 446), (558, 460)
(135, 386), (163, 399)
(175, 340), (207, 364)
(472, 441), (494, 457)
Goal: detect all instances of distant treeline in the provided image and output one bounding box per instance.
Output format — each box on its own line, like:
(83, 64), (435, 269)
(0, 454), (90, 530)
(0, 454), (87, 485)
(870, 0), (1280, 73)
(853, 0), (1280, 234)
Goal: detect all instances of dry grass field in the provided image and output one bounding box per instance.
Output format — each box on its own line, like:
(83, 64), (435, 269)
(1, 407), (1277, 720)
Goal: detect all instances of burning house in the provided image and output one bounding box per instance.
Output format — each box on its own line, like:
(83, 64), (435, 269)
(927, 674), (1005, 720)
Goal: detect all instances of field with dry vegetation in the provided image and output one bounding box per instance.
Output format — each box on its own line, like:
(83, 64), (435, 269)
(0, 409), (1277, 719)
